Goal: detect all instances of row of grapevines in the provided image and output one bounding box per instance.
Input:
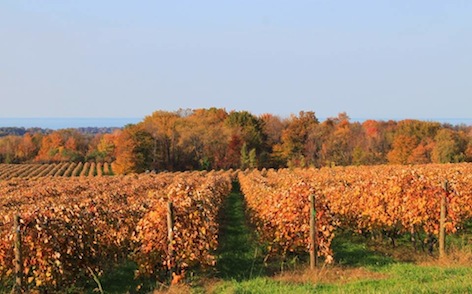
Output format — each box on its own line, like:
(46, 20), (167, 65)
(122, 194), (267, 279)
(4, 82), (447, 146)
(239, 163), (472, 264)
(0, 162), (114, 180)
(296, 163), (472, 237)
(133, 171), (232, 277)
(238, 169), (338, 263)
(0, 171), (231, 291)
(0, 173), (174, 289)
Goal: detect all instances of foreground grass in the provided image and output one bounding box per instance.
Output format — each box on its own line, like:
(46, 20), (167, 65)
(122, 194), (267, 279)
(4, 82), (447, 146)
(209, 263), (472, 294)
(210, 235), (472, 293)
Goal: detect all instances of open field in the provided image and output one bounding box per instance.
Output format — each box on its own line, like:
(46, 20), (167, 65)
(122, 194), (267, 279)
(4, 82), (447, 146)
(0, 162), (114, 180)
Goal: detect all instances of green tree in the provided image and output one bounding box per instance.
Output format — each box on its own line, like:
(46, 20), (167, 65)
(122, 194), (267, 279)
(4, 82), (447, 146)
(225, 111), (266, 157)
(432, 129), (467, 163)
(240, 143), (249, 169)
(248, 148), (257, 168)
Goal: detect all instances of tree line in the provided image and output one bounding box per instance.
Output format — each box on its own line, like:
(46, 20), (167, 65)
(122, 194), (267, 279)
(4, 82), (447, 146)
(0, 108), (471, 174)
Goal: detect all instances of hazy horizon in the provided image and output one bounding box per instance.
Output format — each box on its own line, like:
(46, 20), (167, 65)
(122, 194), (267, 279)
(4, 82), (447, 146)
(1, 115), (472, 130)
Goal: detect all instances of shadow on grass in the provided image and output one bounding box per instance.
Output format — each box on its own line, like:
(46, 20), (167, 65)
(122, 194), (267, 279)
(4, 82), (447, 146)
(215, 181), (267, 281)
(81, 261), (156, 294)
(332, 232), (395, 268)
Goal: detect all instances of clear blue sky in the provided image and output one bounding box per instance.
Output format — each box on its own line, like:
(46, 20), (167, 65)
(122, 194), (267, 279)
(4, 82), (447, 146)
(1, 1), (471, 120)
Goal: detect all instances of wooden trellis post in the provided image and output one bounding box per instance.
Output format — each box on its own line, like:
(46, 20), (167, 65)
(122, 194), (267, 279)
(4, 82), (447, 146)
(309, 194), (318, 269)
(439, 180), (448, 259)
(167, 202), (175, 281)
(13, 214), (23, 294)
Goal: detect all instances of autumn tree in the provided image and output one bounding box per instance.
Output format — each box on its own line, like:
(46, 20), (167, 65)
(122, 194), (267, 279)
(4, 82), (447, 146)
(177, 108), (230, 170)
(260, 113), (285, 146)
(86, 133), (117, 162)
(35, 129), (88, 162)
(317, 113), (361, 166)
(355, 120), (395, 165)
(260, 113), (287, 167)
(275, 111), (319, 167)
(14, 133), (40, 162)
(113, 125), (154, 174)
(387, 120), (440, 165)
(141, 110), (181, 171)
(0, 136), (21, 163)
(466, 143), (472, 162)
(387, 135), (417, 164)
(408, 139), (435, 164)
(225, 134), (244, 169)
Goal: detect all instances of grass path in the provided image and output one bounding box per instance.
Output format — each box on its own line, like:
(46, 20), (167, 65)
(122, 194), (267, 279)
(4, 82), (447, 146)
(215, 182), (264, 281)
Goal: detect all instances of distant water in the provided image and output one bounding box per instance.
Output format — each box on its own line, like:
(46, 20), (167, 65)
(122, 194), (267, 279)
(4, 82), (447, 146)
(1, 117), (471, 130)
(0, 117), (142, 129)
(426, 118), (472, 126)
(350, 118), (472, 126)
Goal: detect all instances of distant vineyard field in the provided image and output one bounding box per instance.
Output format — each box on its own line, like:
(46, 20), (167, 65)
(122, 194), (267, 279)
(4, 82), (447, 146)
(0, 162), (114, 180)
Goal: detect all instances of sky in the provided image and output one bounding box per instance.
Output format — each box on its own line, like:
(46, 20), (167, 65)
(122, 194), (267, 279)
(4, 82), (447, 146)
(1, 1), (471, 121)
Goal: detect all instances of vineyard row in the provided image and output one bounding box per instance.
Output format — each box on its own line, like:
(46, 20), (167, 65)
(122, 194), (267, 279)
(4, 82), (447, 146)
(239, 163), (472, 264)
(0, 171), (232, 291)
(0, 162), (114, 181)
